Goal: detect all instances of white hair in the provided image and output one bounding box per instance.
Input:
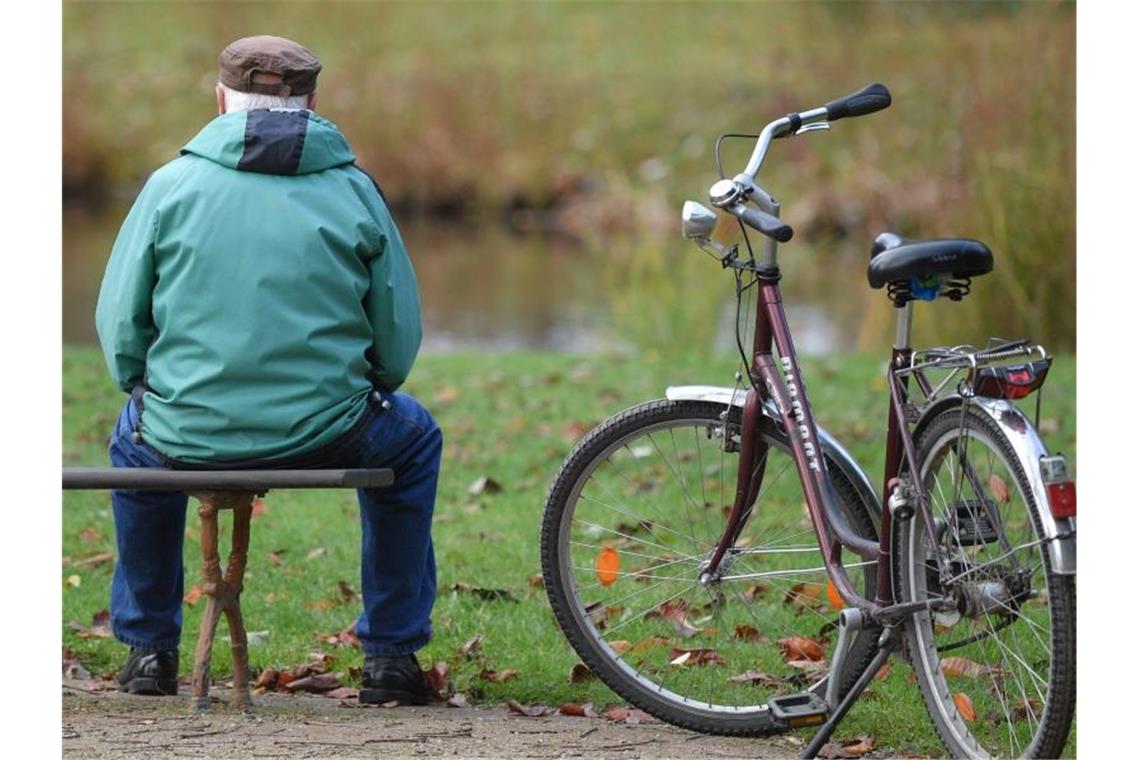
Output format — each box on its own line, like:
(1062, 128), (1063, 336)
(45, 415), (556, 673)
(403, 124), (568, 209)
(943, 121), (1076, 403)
(218, 82), (311, 112)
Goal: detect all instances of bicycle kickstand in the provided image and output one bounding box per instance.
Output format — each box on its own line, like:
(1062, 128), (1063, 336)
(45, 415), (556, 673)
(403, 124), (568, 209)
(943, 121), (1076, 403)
(799, 621), (900, 759)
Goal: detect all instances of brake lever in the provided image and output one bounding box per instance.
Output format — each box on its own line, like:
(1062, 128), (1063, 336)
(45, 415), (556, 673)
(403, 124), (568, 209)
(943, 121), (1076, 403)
(794, 122), (831, 137)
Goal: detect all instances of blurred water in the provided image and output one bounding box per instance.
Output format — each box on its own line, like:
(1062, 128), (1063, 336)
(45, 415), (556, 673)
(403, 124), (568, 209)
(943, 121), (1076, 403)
(63, 205), (861, 356)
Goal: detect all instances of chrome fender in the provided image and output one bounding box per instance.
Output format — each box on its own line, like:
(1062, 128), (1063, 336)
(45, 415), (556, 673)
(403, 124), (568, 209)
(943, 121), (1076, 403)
(917, 396), (1075, 576)
(665, 385), (882, 530)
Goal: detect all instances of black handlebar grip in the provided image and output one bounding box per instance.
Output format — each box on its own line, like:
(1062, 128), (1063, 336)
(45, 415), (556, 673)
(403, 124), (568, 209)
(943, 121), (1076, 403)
(824, 83), (892, 121)
(738, 206), (794, 243)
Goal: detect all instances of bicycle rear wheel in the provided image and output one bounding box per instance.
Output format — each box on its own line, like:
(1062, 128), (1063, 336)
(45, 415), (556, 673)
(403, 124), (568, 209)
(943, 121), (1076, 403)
(895, 403), (1075, 758)
(540, 399), (879, 736)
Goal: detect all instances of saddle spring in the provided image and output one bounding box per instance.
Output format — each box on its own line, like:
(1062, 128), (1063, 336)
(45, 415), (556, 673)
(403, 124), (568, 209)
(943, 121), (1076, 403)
(887, 276), (972, 307)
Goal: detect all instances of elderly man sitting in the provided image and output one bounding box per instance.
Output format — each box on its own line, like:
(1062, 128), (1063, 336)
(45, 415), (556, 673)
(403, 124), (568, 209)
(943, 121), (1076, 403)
(95, 35), (440, 706)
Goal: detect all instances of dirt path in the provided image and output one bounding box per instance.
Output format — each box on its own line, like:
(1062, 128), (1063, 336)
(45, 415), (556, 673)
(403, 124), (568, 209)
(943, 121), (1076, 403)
(63, 685), (805, 759)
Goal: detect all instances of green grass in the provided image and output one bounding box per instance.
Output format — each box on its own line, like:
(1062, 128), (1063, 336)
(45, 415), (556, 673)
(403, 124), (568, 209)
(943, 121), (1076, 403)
(62, 346), (1074, 755)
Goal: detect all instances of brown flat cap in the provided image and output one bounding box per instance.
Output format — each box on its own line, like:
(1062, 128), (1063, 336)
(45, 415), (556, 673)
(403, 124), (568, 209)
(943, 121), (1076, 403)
(218, 35), (321, 97)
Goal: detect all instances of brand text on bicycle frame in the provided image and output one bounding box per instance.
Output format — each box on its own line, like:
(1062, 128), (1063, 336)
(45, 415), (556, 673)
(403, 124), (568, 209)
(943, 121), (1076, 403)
(780, 356), (821, 472)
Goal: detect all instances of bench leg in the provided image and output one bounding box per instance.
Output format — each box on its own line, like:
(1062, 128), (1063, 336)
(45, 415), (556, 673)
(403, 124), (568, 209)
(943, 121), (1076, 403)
(188, 492), (256, 713)
(223, 499), (253, 710)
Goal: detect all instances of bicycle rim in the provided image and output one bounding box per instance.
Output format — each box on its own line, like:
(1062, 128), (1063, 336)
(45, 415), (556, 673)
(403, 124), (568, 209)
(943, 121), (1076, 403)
(899, 408), (1075, 758)
(543, 400), (877, 730)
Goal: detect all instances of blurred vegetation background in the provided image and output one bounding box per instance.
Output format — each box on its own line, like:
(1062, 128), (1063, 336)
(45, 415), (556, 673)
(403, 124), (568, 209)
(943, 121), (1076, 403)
(63, 0), (1075, 356)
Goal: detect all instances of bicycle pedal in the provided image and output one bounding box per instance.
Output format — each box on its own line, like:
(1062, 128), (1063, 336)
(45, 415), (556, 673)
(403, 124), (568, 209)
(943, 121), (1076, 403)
(952, 500), (1000, 546)
(767, 692), (830, 728)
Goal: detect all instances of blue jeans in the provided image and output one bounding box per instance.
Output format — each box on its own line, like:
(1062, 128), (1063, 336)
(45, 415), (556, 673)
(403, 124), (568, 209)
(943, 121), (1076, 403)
(108, 390), (442, 657)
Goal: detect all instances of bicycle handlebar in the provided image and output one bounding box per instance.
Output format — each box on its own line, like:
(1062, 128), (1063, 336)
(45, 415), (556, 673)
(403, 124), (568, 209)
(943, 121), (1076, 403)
(824, 82), (892, 122)
(730, 204), (794, 243)
(741, 82), (893, 179)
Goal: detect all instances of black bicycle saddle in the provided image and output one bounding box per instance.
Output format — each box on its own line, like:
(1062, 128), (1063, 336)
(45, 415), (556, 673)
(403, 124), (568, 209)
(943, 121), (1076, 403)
(867, 233), (993, 289)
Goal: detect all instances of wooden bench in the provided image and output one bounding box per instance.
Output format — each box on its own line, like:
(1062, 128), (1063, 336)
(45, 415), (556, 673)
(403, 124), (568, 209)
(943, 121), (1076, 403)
(62, 467), (394, 711)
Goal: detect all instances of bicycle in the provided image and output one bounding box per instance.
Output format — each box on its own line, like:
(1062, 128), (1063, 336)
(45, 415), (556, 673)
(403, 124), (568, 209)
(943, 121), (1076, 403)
(539, 83), (1076, 758)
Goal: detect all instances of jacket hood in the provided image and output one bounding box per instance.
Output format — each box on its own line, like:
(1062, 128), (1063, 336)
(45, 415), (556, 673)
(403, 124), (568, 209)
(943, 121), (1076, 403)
(180, 109), (356, 176)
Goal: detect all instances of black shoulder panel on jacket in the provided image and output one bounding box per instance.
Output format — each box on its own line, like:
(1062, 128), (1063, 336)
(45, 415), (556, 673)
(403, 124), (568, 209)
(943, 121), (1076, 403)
(238, 110), (310, 176)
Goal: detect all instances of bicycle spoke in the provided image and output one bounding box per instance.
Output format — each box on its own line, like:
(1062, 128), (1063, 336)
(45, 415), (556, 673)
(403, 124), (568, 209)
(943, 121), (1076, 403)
(546, 404), (878, 722)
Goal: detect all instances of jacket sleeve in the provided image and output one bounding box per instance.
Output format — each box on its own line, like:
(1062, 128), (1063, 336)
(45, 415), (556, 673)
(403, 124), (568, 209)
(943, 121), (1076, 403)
(94, 178), (163, 392)
(364, 208), (423, 391)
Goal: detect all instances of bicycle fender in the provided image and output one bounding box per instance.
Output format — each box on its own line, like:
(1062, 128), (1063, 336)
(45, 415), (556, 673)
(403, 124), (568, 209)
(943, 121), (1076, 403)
(914, 395), (1076, 576)
(664, 385), (882, 530)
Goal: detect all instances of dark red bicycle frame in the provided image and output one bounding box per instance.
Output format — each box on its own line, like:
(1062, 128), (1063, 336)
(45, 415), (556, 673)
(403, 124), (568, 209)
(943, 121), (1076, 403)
(702, 275), (919, 614)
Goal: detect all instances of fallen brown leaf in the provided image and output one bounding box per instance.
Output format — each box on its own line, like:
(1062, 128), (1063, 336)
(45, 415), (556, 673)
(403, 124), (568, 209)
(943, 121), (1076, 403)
(72, 552), (114, 569)
(251, 498), (268, 519)
(602, 706), (656, 723)
(673, 617), (701, 638)
(68, 610), (112, 639)
(777, 636), (825, 662)
(734, 624), (766, 641)
(941, 657), (990, 679)
(422, 661), (450, 700)
(669, 648), (725, 667)
(324, 686), (358, 700)
(449, 583), (517, 602)
(559, 702), (599, 718)
(818, 735), (876, 758)
(1012, 697), (1041, 722)
(305, 547), (327, 561)
(478, 668), (517, 683)
(446, 693), (470, 708)
(254, 668), (278, 690)
(527, 574), (544, 588)
(78, 527), (102, 545)
(624, 708), (658, 724)
(184, 585), (204, 606)
(784, 583), (825, 612)
(741, 583), (769, 600)
(628, 636), (671, 654)
(459, 635), (483, 657)
(267, 549), (286, 567)
(988, 474), (1010, 504)
(285, 672), (343, 693)
(320, 623), (360, 648)
(787, 659), (830, 674)
(62, 646), (91, 681)
(336, 580), (358, 603)
(569, 663), (595, 683)
(603, 706), (629, 722)
(727, 670), (783, 687)
(506, 699), (548, 717)
(954, 692), (976, 722)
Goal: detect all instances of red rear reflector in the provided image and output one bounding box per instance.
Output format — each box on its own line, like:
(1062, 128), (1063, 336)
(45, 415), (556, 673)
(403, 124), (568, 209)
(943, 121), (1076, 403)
(1002, 383), (1034, 400)
(1047, 481), (1076, 519)
(974, 359), (1051, 400)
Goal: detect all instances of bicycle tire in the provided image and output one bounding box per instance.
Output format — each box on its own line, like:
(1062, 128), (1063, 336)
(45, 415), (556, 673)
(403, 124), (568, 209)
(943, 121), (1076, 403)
(540, 398), (880, 736)
(894, 403), (1075, 758)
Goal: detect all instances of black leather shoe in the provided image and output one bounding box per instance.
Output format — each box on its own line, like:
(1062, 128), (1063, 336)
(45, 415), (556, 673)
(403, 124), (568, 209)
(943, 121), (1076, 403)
(360, 653), (434, 705)
(117, 648), (178, 696)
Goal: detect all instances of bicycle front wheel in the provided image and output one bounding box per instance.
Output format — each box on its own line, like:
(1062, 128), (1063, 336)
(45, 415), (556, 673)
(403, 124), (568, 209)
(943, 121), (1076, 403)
(540, 399), (879, 736)
(895, 403), (1075, 758)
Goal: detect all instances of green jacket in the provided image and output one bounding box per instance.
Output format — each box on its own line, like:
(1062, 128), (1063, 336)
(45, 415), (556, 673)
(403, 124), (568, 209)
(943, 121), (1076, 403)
(96, 109), (422, 463)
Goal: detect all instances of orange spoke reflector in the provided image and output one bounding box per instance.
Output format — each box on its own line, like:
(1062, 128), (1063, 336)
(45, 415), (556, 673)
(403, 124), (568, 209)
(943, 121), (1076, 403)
(595, 547), (620, 586)
(826, 580), (844, 611)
